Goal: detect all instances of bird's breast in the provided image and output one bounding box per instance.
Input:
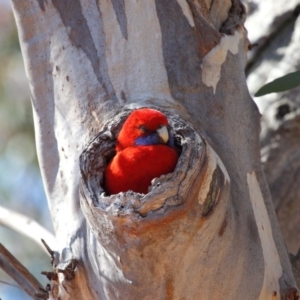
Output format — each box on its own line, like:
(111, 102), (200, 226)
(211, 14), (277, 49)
(104, 145), (178, 195)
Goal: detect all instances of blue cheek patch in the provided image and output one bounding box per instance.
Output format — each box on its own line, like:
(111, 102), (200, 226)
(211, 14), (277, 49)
(135, 128), (176, 147)
(135, 133), (161, 146)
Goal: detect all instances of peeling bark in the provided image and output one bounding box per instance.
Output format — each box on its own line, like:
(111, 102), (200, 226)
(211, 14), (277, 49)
(7, 0), (299, 299)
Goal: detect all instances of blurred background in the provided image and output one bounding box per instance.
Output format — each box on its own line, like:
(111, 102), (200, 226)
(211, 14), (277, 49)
(0, 0), (53, 299)
(0, 0), (300, 299)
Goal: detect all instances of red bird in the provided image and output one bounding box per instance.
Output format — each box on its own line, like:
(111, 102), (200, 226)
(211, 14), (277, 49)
(104, 108), (179, 195)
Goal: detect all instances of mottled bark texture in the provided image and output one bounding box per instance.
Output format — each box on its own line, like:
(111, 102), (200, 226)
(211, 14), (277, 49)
(10, 0), (299, 299)
(245, 0), (300, 256)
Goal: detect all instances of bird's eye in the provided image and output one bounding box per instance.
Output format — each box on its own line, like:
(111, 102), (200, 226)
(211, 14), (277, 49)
(139, 125), (149, 133)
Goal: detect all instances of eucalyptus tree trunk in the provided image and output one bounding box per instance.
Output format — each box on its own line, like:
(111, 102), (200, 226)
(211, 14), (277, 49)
(245, 0), (300, 257)
(10, 0), (299, 299)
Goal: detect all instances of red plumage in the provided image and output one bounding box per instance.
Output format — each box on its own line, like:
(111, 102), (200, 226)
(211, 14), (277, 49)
(104, 108), (178, 194)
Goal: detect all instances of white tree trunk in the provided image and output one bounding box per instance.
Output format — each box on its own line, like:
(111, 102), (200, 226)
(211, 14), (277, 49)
(10, 0), (299, 299)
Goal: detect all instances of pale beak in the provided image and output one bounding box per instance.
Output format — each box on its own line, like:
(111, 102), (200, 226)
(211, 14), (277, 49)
(157, 126), (169, 144)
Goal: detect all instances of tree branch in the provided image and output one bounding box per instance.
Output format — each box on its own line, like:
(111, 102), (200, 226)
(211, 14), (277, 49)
(0, 243), (48, 299)
(0, 205), (56, 253)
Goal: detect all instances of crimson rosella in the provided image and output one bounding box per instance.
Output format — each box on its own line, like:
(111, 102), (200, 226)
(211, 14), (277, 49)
(104, 108), (179, 195)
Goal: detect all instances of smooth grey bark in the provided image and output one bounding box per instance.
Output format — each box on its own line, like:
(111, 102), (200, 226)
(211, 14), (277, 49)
(9, 0), (299, 299)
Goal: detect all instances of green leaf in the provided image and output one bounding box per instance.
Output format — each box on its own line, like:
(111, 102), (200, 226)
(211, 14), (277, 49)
(254, 70), (300, 97)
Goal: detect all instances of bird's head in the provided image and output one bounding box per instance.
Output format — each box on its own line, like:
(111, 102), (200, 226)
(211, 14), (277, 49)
(116, 108), (172, 151)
